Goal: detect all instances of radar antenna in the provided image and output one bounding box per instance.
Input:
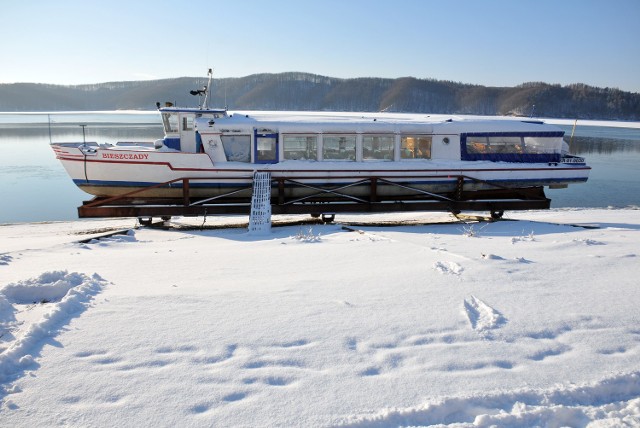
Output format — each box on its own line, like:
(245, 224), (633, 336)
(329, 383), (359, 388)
(189, 68), (213, 109)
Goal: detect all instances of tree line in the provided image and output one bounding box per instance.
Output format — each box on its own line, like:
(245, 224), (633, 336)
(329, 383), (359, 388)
(1, 72), (638, 120)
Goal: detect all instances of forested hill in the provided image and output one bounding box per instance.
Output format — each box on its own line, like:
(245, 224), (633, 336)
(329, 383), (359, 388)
(1, 72), (638, 120)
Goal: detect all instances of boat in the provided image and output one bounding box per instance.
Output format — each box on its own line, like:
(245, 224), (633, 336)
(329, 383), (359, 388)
(51, 71), (590, 220)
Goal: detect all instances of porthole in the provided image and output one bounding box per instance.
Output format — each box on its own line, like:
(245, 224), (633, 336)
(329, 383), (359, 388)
(443, 137), (450, 144)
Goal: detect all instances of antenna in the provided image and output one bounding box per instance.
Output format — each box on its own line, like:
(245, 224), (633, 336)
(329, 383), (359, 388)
(569, 119), (578, 147)
(189, 68), (212, 109)
(80, 124), (87, 146)
(48, 114), (52, 144)
(202, 68), (213, 109)
(80, 124), (89, 183)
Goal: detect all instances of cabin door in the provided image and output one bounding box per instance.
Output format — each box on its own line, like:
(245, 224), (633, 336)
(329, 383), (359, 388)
(254, 130), (279, 163)
(179, 114), (198, 152)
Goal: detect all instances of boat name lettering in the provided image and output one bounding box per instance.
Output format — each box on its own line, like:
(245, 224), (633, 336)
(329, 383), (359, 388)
(561, 157), (585, 164)
(102, 153), (150, 160)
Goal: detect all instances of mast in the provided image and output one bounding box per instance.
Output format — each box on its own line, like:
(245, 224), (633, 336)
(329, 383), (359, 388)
(569, 119), (578, 147)
(189, 68), (213, 109)
(202, 68), (213, 109)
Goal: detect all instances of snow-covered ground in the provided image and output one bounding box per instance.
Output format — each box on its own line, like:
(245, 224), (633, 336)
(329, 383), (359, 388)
(1, 209), (639, 427)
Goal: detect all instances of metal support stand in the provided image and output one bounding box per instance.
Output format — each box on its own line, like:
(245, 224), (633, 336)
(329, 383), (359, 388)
(77, 174), (551, 221)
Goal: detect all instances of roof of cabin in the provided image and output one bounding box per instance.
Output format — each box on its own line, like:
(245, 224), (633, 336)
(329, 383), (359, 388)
(195, 110), (564, 135)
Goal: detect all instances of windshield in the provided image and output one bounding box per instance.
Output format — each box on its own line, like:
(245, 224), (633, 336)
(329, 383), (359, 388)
(162, 113), (179, 133)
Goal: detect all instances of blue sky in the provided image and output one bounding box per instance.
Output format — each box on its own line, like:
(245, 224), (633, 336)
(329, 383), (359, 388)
(1, 0), (639, 92)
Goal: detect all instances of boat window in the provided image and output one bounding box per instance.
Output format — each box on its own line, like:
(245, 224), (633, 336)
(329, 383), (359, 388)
(466, 136), (562, 155)
(322, 135), (356, 161)
(461, 133), (564, 162)
(256, 136), (277, 162)
(363, 135), (394, 161)
(465, 136), (489, 153)
(522, 136), (564, 154)
(401, 136), (432, 159)
(283, 135), (317, 160)
(182, 116), (194, 131)
(162, 113), (179, 133)
(221, 135), (251, 162)
(466, 136), (523, 154)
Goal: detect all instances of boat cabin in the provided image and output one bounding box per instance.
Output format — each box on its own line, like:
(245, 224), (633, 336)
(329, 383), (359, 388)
(158, 107), (227, 153)
(157, 107), (578, 166)
(178, 112), (573, 165)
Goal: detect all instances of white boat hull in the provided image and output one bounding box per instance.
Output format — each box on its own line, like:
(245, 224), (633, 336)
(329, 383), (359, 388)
(53, 144), (590, 200)
(51, 107), (591, 219)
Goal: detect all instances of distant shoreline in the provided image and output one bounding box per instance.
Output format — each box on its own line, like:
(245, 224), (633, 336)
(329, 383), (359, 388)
(2, 74), (638, 120)
(1, 111), (639, 129)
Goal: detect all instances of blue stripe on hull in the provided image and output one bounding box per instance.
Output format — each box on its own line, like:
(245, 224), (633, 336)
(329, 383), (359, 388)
(74, 176), (588, 190)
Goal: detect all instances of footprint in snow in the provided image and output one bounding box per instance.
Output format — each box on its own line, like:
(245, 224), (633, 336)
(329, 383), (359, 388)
(360, 367), (381, 377)
(573, 238), (605, 246)
(463, 295), (506, 333)
(527, 344), (571, 361)
(433, 261), (463, 275)
(222, 391), (248, 402)
(598, 346), (627, 355)
(481, 253), (505, 260)
(273, 339), (311, 348)
(190, 402), (213, 414)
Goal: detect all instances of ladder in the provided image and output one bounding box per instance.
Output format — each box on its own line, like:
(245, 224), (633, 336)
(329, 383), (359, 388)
(248, 171), (272, 234)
